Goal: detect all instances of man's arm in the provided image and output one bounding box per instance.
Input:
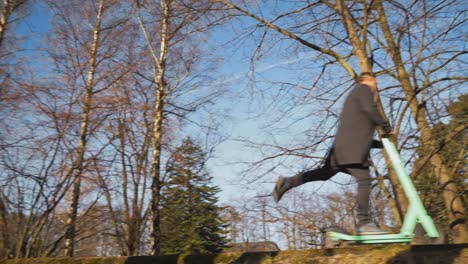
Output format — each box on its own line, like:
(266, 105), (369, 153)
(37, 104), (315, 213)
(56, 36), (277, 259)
(359, 85), (393, 134)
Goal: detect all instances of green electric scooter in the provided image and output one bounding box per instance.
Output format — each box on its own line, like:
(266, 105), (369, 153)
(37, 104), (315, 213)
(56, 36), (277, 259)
(324, 138), (440, 247)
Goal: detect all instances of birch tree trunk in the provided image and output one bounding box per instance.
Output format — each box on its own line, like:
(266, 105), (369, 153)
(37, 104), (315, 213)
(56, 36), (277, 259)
(63, 0), (105, 256)
(137, 0), (170, 255)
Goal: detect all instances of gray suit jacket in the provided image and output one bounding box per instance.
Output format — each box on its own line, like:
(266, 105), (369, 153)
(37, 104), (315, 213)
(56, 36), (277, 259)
(333, 84), (392, 166)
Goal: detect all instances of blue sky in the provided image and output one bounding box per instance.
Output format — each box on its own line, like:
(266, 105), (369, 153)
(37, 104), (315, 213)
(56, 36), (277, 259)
(14, 3), (51, 49)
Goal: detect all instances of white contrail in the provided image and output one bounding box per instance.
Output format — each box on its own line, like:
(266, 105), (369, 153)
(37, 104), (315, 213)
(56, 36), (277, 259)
(255, 51), (315, 72)
(209, 50), (316, 87)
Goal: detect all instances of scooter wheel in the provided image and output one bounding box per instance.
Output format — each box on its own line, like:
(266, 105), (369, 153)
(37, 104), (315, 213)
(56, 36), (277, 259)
(412, 223), (447, 245)
(324, 233), (342, 248)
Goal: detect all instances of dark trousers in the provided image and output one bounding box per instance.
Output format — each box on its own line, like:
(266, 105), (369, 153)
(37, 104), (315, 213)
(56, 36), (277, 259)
(289, 152), (372, 224)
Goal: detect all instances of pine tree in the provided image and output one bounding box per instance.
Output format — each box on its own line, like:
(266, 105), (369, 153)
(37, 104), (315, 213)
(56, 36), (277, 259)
(160, 137), (228, 254)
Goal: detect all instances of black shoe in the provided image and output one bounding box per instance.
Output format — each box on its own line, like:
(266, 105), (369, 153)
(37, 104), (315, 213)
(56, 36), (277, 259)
(357, 222), (390, 235)
(272, 177), (293, 203)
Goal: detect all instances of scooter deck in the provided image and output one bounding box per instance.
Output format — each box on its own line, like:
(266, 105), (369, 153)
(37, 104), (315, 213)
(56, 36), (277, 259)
(327, 231), (413, 244)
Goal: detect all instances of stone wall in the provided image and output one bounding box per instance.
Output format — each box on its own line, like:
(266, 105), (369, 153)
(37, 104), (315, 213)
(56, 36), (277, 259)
(1, 244), (466, 264)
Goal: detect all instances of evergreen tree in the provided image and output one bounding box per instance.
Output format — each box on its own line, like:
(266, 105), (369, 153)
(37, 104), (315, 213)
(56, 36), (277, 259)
(414, 95), (467, 239)
(160, 137), (228, 254)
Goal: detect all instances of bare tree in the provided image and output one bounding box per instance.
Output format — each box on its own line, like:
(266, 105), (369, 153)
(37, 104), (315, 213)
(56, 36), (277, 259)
(222, 186), (362, 250)
(40, 0), (136, 256)
(61, 0), (106, 256)
(96, 77), (155, 255)
(135, 0), (227, 255)
(1, 0), (228, 259)
(221, 205), (242, 244)
(373, 0), (467, 242)
(136, 0), (169, 255)
(215, 0), (467, 242)
(0, 0), (28, 108)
